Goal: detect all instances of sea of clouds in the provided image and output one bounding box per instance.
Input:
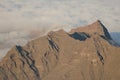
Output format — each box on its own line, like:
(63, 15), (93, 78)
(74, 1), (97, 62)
(0, 0), (120, 59)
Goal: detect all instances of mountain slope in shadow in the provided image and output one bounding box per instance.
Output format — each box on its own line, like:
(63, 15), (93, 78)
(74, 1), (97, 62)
(110, 32), (120, 45)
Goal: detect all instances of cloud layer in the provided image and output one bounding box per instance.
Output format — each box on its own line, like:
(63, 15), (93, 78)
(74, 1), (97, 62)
(0, 0), (120, 59)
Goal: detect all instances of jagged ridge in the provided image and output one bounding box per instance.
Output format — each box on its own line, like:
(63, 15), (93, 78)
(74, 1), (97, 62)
(0, 20), (120, 80)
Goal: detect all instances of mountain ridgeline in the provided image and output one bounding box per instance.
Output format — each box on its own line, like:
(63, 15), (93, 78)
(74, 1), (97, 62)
(0, 20), (120, 80)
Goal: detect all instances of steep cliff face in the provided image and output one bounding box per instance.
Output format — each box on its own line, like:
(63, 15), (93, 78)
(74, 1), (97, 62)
(0, 20), (120, 80)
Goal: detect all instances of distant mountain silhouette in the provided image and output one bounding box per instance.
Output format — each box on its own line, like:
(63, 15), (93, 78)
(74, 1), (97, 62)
(110, 32), (120, 45)
(0, 20), (120, 80)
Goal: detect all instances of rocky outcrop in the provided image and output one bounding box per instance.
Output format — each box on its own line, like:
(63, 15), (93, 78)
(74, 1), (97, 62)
(0, 20), (120, 80)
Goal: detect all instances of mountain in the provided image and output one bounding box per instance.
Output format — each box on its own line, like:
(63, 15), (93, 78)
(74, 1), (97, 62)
(0, 20), (120, 80)
(110, 32), (120, 45)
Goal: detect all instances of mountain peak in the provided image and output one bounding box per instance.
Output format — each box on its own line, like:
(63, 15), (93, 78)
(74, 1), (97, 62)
(47, 29), (66, 35)
(0, 20), (120, 80)
(70, 20), (112, 40)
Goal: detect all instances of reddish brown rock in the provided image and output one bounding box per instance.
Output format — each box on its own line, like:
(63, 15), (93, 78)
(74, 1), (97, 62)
(0, 20), (120, 80)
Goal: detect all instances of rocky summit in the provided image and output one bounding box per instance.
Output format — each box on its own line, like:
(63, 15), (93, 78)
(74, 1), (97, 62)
(0, 20), (120, 80)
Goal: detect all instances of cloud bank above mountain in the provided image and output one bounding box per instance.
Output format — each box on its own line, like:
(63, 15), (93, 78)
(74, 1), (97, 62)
(0, 0), (120, 58)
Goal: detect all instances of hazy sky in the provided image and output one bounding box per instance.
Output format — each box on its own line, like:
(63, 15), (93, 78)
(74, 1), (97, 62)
(0, 0), (120, 59)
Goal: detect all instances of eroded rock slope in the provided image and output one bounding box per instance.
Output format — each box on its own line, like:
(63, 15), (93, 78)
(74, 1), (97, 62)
(0, 20), (120, 80)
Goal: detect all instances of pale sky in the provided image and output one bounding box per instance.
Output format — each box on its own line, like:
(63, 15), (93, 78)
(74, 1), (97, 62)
(0, 0), (120, 59)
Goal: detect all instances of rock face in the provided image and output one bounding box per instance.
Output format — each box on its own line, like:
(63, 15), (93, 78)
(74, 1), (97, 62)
(0, 20), (120, 80)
